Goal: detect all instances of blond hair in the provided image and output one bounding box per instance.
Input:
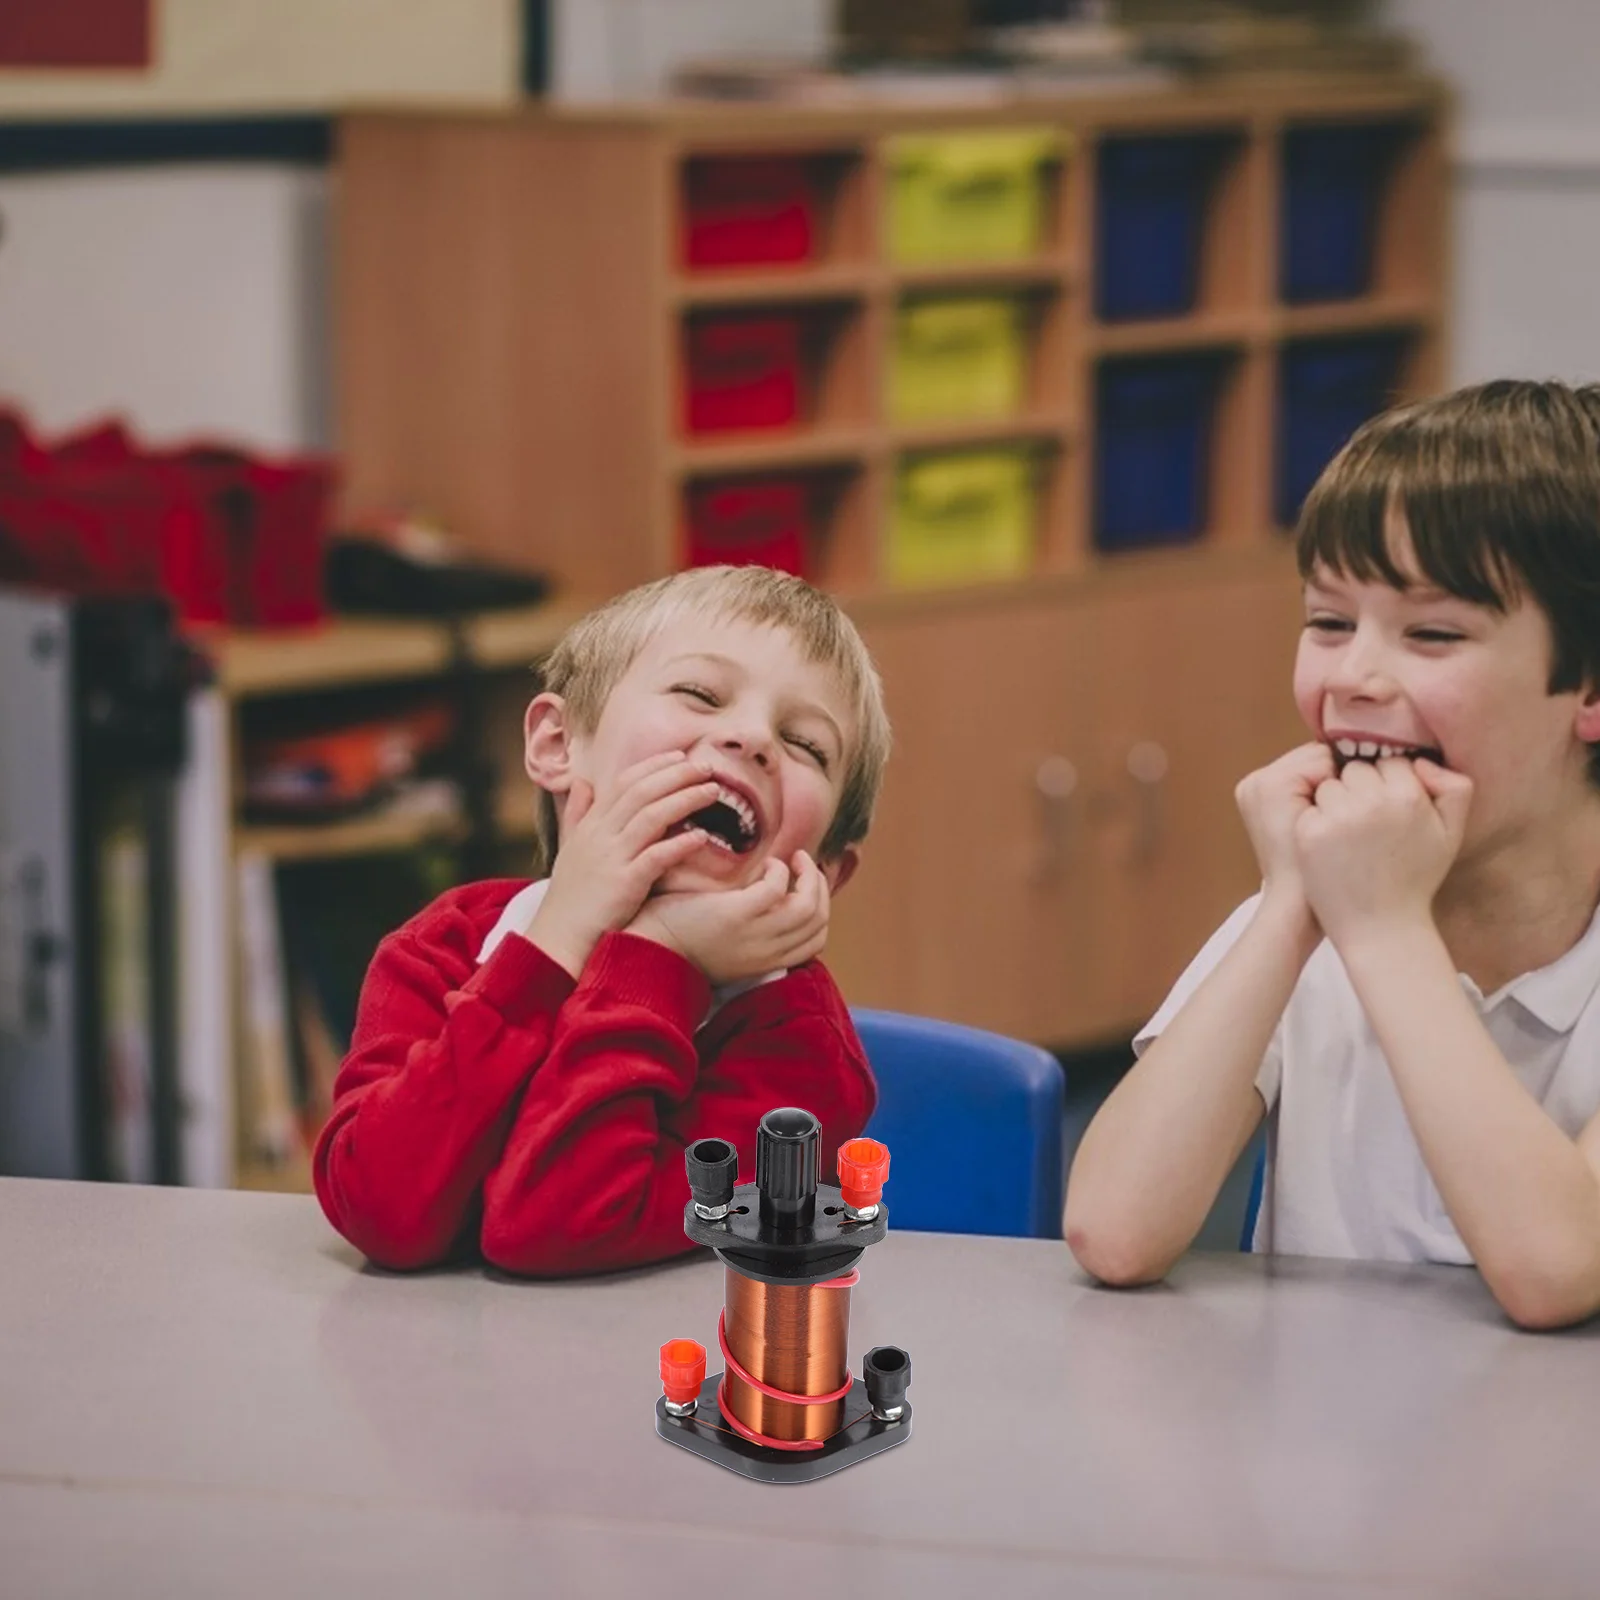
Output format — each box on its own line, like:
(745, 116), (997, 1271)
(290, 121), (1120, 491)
(530, 566), (890, 871)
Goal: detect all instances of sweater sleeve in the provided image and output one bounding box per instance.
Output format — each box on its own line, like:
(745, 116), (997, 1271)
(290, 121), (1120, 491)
(478, 931), (877, 1276)
(312, 899), (576, 1270)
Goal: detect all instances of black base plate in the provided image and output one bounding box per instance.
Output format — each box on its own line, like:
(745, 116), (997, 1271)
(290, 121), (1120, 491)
(655, 1373), (912, 1484)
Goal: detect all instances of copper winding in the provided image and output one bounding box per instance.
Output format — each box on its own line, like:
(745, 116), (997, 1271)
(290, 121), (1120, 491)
(720, 1267), (851, 1443)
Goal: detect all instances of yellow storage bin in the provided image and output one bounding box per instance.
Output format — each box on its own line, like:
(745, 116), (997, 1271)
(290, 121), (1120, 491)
(890, 295), (1027, 423)
(889, 448), (1035, 588)
(886, 128), (1063, 264)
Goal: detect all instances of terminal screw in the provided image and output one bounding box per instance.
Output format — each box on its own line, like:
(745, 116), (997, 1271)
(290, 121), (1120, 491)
(660, 1339), (707, 1418)
(685, 1136), (738, 1221)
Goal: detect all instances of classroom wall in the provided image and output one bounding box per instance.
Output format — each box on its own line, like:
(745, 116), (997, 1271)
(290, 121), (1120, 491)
(0, 164), (328, 451)
(551, 0), (830, 100)
(1383, 0), (1600, 383)
(0, 0), (520, 115)
(4, 3), (1600, 454)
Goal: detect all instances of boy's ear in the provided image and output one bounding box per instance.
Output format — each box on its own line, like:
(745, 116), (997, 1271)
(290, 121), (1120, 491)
(823, 845), (860, 897)
(524, 692), (577, 795)
(1576, 683), (1600, 746)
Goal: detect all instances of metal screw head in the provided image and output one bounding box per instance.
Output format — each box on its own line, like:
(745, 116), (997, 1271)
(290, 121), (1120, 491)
(664, 1398), (698, 1418)
(692, 1201), (730, 1221)
(844, 1201), (880, 1223)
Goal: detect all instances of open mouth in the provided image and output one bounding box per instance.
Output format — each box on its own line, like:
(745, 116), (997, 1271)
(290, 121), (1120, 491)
(1329, 737), (1446, 770)
(672, 783), (761, 856)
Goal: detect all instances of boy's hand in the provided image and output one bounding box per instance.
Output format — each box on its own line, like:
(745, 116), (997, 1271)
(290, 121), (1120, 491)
(525, 752), (723, 977)
(1295, 756), (1473, 949)
(626, 851), (831, 986)
(1234, 742), (1337, 929)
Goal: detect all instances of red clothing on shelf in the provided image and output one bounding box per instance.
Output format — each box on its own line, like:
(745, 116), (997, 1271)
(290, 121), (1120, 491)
(313, 879), (876, 1276)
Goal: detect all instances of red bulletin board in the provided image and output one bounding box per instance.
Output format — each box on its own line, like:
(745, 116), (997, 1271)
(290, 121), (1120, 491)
(0, 0), (152, 69)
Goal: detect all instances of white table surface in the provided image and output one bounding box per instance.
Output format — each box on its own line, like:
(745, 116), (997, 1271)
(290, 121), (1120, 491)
(2, 1177), (1597, 1600)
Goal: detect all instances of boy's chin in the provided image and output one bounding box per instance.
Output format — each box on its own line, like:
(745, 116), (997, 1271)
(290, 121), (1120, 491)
(655, 846), (767, 895)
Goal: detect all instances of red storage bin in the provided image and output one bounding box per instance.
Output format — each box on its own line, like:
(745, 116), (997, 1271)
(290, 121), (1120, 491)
(0, 410), (332, 627)
(684, 314), (802, 435)
(4, 421), (188, 597)
(686, 478), (809, 576)
(683, 157), (817, 270)
(162, 446), (333, 628)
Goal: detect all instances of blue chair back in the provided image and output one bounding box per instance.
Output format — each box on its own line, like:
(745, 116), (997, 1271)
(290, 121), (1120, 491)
(1240, 1143), (1266, 1251)
(852, 1008), (1066, 1239)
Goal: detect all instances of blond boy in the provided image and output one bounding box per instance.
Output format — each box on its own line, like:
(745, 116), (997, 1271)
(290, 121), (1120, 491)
(316, 566), (890, 1275)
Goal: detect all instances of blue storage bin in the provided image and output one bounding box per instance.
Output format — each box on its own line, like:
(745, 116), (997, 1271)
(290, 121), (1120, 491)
(1094, 354), (1226, 551)
(1281, 122), (1407, 303)
(1276, 335), (1406, 525)
(1096, 134), (1232, 321)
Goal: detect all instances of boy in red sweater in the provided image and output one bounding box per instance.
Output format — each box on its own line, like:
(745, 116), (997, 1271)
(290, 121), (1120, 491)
(313, 566), (890, 1274)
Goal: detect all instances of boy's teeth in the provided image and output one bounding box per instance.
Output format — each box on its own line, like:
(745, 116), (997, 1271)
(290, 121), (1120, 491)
(1333, 737), (1427, 761)
(714, 784), (756, 838)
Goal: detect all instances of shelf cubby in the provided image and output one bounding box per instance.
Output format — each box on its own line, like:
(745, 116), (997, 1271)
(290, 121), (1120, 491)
(338, 76), (1449, 604)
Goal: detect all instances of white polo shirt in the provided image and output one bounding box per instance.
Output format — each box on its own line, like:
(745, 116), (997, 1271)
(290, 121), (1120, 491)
(1134, 894), (1600, 1264)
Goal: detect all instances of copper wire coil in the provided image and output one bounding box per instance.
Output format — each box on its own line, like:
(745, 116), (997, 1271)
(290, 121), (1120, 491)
(721, 1267), (851, 1443)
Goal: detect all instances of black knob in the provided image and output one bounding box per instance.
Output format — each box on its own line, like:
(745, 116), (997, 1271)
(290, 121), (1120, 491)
(864, 1346), (911, 1420)
(685, 1137), (738, 1214)
(755, 1106), (819, 1229)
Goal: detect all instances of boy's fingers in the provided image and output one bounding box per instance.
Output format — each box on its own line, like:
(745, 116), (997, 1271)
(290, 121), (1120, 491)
(788, 854), (828, 919)
(622, 780), (723, 850)
(1290, 741), (1338, 781)
(1410, 755), (1469, 797)
(788, 850), (819, 890)
(635, 827), (709, 881)
(1412, 757), (1474, 838)
(782, 925), (828, 968)
(766, 869), (829, 941)
(592, 751), (685, 816)
(617, 750), (707, 788)
(611, 755), (716, 817)
(1311, 772), (1353, 815)
(728, 857), (790, 915)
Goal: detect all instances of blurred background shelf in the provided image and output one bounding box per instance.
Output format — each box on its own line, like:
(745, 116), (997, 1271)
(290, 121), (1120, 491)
(333, 73), (1449, 1052)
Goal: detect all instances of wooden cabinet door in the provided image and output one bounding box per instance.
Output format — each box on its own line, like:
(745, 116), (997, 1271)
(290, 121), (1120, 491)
(1074, 553), (1306, 1033)
(828, 596), (1099, 1041)
(830, 553), (1306, 1048)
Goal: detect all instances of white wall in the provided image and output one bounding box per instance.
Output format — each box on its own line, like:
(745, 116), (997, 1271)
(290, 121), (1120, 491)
(0, 166), (329, 451)
(1384, 0), (1600, 383)
(5, 4), (1599, 452)
(552, 0), (830, 100)
(0, 0), (519, 115)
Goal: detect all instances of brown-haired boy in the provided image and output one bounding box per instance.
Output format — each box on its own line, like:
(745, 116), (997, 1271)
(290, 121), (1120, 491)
(1067, 380), (1600, 1329)
(315, 566), (891, 1275)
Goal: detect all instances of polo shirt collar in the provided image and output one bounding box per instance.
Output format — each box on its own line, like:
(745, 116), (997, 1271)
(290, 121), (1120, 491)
(1489, 899), (1600, 1034)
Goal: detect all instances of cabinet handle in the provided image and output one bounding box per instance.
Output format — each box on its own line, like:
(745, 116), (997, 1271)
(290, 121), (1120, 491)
(1126, 740), (1169, 863)
(1032, 755), (1078, 883)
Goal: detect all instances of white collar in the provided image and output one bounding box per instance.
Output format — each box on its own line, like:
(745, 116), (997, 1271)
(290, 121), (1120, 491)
(1475, 898), (1600, 1034)
(477, 879), (783, 1019)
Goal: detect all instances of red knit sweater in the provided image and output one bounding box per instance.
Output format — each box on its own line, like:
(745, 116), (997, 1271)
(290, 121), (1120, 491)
(312, 879), (876, 1275)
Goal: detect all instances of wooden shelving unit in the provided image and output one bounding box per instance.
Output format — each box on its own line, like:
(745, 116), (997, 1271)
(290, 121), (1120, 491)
(182, 602), (573, 1190)
(200, 601), (576, 870)
(338, 77), (1447, 597)
(306, 74), (1450, 1080)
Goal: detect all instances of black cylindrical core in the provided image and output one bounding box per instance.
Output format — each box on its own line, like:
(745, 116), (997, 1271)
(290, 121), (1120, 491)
(755, 1106), (819, 1229)
(864, 1345), (911, 1416)
(685, 1137), (738, 1210)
